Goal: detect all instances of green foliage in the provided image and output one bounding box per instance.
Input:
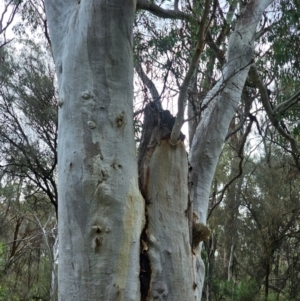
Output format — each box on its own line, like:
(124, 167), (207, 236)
(269, 1), (300, 74)
(0, 9), (57, 300)
(0, 40), (58, 211)
(208, 141), (300, 300)
(236, 280), (257, 301)
(210, 279), (258, 301)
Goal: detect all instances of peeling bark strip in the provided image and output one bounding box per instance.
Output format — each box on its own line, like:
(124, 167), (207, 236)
(138, 103), (193, 300)
(146, 140), (193, 300)
(138, 102), (185, 199)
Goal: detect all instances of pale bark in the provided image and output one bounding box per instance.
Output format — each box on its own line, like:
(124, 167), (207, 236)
(187, 76), (198, 147)
(189, 0), (274, 297)
(45, 1), (144, 300)
(45, 0), (275, 300)
(147, 141), (193, 300)
(50, 235), (58, 301)
(227, 244), (234, 281)
(138, 103), (194, 300)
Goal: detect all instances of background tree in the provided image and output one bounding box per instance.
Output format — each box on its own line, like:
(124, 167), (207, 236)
(207, 145), (300, 301)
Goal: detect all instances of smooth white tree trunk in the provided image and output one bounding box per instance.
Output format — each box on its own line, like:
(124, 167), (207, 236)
(45, 1), (144, 300)
(189, 0), (274, 297)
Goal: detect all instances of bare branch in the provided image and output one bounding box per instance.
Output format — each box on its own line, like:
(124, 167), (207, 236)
(134, 62), (160, 102)
(255, 20), (280, 40)
(170, 0), (212, 144)
(136, 0), (195, 22)
(206, 30), (225, 65)
(28, 0), (51, 47)
(0, 0), (21, 48)
(249, 65), (300, 155)
(208, 118), (254, 220)
(273, 89), (300, 114)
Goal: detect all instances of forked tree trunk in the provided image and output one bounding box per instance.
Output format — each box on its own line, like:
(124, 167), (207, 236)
(45, 0), (274, 300)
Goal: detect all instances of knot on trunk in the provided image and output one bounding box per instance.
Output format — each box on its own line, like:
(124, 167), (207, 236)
(192, 222), (211, 247)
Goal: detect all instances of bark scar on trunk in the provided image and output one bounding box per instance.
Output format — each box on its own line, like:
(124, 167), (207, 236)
(138, 102), (189, 300)
(138, 102), (185, 198)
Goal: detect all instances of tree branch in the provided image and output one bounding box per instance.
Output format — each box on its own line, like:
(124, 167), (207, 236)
(136, 0), (195, 22)
(273, 89), (300, 114)
(249, 65), (300, 155)
(170, 0), (212, 144)
(174, 0), (179, 11)
(134, 62), (160, 103)
(207, 118), (254, 220)
(28, 0), (52, 47)
(0, 0), (21, 48)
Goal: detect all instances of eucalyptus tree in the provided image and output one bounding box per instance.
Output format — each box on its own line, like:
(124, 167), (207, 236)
(44, 0), (300, 300)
